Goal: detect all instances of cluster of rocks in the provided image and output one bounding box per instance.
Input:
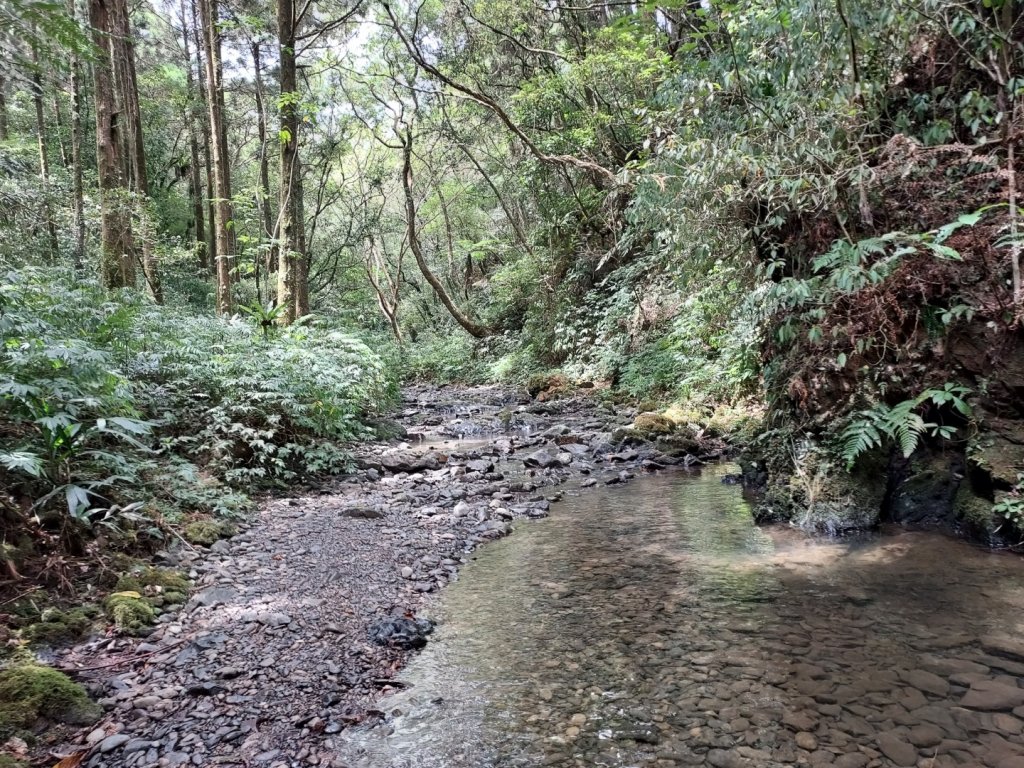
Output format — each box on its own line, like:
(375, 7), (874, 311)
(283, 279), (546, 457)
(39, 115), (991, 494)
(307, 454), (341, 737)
(48, 385), (699, 768)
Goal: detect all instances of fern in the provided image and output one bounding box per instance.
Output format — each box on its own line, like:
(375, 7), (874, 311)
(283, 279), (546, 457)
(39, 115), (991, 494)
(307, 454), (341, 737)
(837, 384), (973, 470)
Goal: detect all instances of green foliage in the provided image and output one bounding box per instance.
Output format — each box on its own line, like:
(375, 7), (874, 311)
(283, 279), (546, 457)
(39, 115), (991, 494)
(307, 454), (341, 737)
(395, 332), (492, 384)
(837, 384), (973, 470)
(0, 266), (394, 538)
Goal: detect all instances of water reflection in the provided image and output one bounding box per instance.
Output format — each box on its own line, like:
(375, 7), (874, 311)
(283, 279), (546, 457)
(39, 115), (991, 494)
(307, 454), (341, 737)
(339, 465), (1024, 768)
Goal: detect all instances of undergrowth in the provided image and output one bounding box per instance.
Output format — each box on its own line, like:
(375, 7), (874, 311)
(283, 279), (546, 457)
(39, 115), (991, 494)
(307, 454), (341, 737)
(0, 266), (395, 569)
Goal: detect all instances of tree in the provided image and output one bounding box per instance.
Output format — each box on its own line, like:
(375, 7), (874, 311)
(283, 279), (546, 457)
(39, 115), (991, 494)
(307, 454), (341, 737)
(111, 0), (162, 302)
(89, 0), (136, 289)
(68, 0), (85, 270)
(29, 41), (58, 259)
(198, 0), (234, 315)
(275, 0), (306, 323)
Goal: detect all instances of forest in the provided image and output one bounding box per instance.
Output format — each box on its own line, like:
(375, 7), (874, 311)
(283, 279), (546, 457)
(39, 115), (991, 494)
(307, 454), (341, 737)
(1, 0), (1024, 762)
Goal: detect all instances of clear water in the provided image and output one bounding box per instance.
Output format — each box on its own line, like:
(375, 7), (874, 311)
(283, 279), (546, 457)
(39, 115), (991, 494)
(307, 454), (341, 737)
(339, 465), (1024, 768)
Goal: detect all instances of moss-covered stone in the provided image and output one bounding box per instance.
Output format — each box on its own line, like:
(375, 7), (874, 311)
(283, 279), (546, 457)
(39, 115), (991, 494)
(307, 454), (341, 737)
(955, 485), (996, 535)
(21, 607), (95, 647)
(0, 664), (101, 739)
(755, 443), (886, 533)
(183, 520), (228, 546)
(115, 567), (190, 596)
(632, 412), (675, 437)
(104, 592), (155, 634)
(0, 755), (29, 768)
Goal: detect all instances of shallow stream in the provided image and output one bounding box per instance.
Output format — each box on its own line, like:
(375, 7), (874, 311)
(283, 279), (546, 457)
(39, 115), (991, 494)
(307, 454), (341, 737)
(339, 464), (1024, 768)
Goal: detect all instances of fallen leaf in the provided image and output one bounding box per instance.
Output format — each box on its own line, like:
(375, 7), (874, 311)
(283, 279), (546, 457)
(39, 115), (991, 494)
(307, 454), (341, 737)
(53, 749), (90, 768)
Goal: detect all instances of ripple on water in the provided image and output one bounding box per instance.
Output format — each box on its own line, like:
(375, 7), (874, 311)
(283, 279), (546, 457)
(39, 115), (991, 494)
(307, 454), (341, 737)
(338, 464), (1024, 768)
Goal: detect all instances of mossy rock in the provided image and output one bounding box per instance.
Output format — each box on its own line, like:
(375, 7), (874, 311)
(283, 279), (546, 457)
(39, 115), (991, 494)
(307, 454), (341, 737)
(115, 567), (190, 596)
(0, 755), (28, 768)
(22, 607), (96, 647)
(104, 593), (155, 634)
(0, 664), (101, 739)
(183, 520), (232, 546)
(632, 412), (675, 438)
(955, 485), (996, 536)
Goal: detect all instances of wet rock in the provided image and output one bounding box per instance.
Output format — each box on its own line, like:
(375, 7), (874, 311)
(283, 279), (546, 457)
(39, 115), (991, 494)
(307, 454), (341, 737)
(524, 447), (570, 469)
(876, 732), (918, 766)
(900, 668), (950, 697)
(982, 636), (1024, 664)
(368, 616), (434, 650)
(962, 680), (1024, 711)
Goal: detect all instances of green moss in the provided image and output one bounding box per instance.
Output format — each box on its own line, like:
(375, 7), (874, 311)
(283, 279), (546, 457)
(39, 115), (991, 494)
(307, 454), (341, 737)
(632, 412), (674, 437)
(0, 755), (29, 768)
(104, 593), (155, 634)
(115, 567), (190, 595)
(22, 607), (95, 647)
(0, 664), (101, 739)
(955, 485), (996, 531)
(183, 520), (229, 546)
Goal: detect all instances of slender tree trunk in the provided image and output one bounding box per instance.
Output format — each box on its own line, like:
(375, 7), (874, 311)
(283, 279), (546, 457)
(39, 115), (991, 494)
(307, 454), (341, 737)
(112, 0), (162, 303)
(31, 44), (59, 259)
(0, 75), (7, 141)
(191, 0), (216, 274)
(251, 40), (275, 274)
(180, 0), (207, 272)
(400, 131), (488, 338)
(89, 0), (136, 288)
(199, 0), (234, 314)
(293, 150), (309, 315)
(69, 0), (86, 271)
(53, 94), (69, 167)
(276, 0), (305, 322)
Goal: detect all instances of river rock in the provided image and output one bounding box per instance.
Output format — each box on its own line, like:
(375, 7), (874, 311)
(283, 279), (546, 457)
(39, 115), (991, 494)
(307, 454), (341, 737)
(876, 732), (918, 766)
(962, 680), (1024, 711)
(899, 668), (950, 697)
(524, 447), (569, 469)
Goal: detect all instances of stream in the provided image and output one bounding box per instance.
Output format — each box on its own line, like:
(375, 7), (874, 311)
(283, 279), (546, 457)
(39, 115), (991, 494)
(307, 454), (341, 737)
(339, 463), (1024, 768)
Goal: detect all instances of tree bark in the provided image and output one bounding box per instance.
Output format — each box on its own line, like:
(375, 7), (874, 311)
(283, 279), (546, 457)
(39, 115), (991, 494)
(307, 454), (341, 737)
(191, 0), (216, 274)
(251, 39), (275, 274)
(111, 0), (162, 303)
(199, 0), (234, 315)
(69, 0), (86, 271)
(89, 0), (136, 288)
(180, 0), (207, 272)
(0, 75), (8, 141)
(400, 131), (489, 338)
(31, 44), (59, 259)
(276, 0), (308, 322)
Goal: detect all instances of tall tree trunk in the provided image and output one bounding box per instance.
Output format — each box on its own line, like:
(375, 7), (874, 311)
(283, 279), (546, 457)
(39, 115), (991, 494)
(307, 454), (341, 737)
(112, 0), (162, 303)
(251, 40), (275, 273)
(276, 0), (306, 323)
(400, 130), (488, 338)
(52, 94), (69, 167)
(89, 0), (136, 288)
(180, 0), (207, 272)
(199, 0), (234, 315)
(31, 44), (59, 259)
(69, 0), (86, 271)
(0, 75), (7, 141)
(191, 0), (216, 274)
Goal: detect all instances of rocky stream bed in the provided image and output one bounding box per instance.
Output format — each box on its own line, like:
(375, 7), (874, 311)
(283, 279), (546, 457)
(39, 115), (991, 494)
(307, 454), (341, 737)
(38, 386), (1024, 768)
(49, 385), (706, 767)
